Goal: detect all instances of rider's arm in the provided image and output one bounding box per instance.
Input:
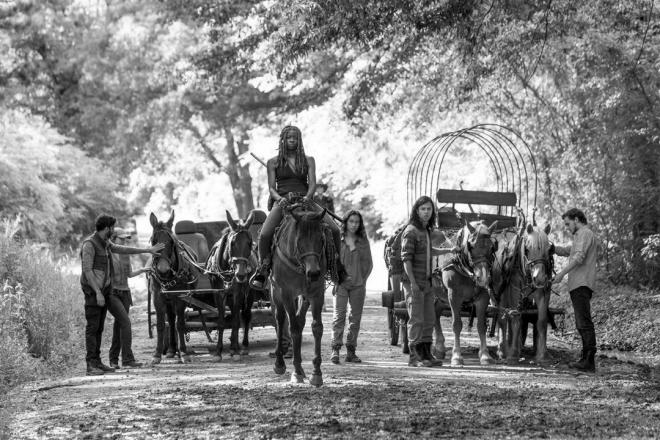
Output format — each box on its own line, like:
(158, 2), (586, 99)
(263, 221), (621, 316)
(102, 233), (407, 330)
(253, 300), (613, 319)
(305, 156), (316, 200)
(267, 158), (281, 201)
(553, 244), (571, 257)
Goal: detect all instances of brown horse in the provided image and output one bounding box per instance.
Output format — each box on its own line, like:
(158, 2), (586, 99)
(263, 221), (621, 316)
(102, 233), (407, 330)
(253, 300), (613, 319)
(270, 206), (328, 386)
(206, 211), (256, 361)
(494, 223), (553, 364)
(442, 220), (498, 366)
(149, 211), (200, 364)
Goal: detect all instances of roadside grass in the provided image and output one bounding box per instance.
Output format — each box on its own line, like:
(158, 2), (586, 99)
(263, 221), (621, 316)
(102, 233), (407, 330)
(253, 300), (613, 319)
(552, 280), (660, 355)
(0, 223), (83, 436)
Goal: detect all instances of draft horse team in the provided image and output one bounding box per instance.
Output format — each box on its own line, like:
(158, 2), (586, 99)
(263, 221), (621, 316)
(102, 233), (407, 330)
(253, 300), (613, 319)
(81, 125), (599, 383)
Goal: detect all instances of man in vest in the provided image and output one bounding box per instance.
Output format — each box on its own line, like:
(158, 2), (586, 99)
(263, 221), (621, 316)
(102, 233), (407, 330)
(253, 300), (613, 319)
(81, 214), (164, 376)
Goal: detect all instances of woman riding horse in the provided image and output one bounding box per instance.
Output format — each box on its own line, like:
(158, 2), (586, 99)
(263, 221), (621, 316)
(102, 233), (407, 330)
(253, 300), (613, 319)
(250, 125), (348, 289)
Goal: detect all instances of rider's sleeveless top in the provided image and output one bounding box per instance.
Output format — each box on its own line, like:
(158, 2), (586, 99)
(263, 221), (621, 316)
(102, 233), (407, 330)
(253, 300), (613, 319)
(275, 161), (308, 197)
(80, 232), (114, 289)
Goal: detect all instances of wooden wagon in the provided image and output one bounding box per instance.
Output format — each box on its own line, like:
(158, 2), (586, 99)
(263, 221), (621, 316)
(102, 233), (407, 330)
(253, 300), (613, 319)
(147, 216), (275, 345)
(382, 124), (565, 354)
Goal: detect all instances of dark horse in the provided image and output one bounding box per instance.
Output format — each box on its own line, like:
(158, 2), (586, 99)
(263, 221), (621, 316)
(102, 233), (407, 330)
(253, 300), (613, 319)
(149, 211), (199, 364)
(270, 206), (328, 386)
(493, 223), (553, 364)
(206, 210), (256, 361)
(442, 220), (498, 366)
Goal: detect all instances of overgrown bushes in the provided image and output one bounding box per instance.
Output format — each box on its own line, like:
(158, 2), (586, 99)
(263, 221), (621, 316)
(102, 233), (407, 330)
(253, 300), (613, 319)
(0, 220), (83, 397)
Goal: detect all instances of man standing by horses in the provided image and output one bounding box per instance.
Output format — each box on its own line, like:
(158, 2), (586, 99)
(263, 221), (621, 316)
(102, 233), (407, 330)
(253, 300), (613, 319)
(553, 208), (599, 372)
(81, 214), (163, 376)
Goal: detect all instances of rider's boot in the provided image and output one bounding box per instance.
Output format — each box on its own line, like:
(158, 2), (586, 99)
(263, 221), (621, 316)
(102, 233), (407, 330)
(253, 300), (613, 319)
(249, 257), (271, 290)
(569, 329), (596, 372)
(418, 343), (433, 367)
(330, 345), (341, 364)
(345, 345), (362, 363)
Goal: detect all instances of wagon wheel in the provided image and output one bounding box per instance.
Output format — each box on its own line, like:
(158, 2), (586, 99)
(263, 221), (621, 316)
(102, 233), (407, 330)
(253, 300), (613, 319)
(388, 308), (400, 346)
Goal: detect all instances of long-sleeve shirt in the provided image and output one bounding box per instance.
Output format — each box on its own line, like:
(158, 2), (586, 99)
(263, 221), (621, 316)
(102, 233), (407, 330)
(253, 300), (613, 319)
(555, 226), (599, 292)
(400, 224), (432, 288)
(339, 236), (373, 288)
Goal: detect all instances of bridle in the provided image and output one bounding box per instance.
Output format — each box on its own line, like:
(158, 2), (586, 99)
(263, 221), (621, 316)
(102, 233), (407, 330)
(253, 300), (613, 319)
(224, 228), (254, 280)
(521, 238), (554, 291)
(275, 210), (326, 276)
(150, 226), (197, 289)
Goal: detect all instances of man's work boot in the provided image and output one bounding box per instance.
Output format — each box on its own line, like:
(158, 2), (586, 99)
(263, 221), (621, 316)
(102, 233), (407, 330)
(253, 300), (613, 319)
(250, 259), (271, 290)
(345, 345), (362, 363)
(109, 361), (120, 369)
(570, 329), (596, 372)
(330, 346), (341, 364)
(86, 362), (105, 376)
(424, 342), (443, 367)
(95, 361), (116, 372)
(417, 344), (432, 367)
(123, 361), (144, 369)
(408, 344), (424, 367)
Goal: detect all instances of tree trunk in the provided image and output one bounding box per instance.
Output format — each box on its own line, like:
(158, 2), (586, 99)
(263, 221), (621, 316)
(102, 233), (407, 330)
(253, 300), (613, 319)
(223, 125), (255, 218)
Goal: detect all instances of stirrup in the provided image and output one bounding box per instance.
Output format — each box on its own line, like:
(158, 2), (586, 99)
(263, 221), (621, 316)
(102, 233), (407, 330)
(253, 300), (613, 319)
(249, 271), (268, 290)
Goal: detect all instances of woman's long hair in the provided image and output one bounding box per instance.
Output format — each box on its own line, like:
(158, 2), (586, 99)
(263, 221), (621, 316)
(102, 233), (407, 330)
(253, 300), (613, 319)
(342, 210), (367, 239)
(277, 125), (307, 174)
(409, 196), (436, 232)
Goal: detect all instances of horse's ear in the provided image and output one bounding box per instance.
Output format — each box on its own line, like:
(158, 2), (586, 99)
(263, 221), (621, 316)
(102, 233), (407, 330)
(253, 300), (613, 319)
(526, 223), (534, 235)
(465, 219), (476, 234)
(149, 213), (158, 229)
(244, 211), (255, 229)
(544, 223), (551, 235)
(166, 210), (175, 228)
(488, 221), (498, 234)
(226, 210), (237, 230)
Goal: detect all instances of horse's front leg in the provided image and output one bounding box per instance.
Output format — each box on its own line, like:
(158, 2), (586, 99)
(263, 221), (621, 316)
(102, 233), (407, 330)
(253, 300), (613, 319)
(228, 287), (241, 359)
(166, 303), (179, 360)
(152, 291), (165, 364)
(240, 287), (253, 356)
(272, 289), (287, 375)
(175, 300), (191, 363)
(212, 288), (225, 362)
(497, 313), (508, 361)
(475, 291), (495, 365)
(309, 294), (324, 387)
(290, 295), (308, 383)
(534, 289), (552, 364)
(433, 300), (446, 360)
(448, 289), (464, 367)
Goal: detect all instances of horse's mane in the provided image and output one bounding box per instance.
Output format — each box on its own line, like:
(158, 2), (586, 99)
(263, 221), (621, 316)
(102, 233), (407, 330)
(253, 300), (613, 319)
(524, 226), (550, 255)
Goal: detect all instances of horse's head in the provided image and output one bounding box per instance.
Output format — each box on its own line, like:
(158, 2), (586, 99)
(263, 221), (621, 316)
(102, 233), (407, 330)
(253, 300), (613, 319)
(290, 208), (327, 282)
(149, 211), (176, 277)
(524, 223), (552, 289)
(463, 219), (498, 288)
(224, 210), (255, 283)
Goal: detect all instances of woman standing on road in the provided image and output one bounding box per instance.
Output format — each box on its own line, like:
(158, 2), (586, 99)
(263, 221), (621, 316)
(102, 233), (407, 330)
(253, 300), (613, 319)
(330, 210), (373, 364)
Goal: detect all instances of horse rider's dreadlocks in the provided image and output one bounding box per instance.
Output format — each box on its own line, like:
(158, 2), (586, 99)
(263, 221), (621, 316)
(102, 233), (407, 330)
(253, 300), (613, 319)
(278, 125), (307, 174)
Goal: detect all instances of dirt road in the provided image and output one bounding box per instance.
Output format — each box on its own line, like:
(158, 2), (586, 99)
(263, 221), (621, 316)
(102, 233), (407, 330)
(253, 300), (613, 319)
(8, 290), (660, 439)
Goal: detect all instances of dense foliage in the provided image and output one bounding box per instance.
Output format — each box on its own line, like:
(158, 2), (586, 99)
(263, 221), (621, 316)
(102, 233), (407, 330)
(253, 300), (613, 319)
(1, 0), (658, 285)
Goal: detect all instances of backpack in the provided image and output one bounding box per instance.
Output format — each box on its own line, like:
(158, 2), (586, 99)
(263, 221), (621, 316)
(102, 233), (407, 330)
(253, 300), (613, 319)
(383, 225), (406, 275)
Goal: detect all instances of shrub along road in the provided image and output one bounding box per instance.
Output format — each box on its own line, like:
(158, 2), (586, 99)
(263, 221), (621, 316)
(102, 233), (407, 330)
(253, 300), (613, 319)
(8, 291), (660, 439)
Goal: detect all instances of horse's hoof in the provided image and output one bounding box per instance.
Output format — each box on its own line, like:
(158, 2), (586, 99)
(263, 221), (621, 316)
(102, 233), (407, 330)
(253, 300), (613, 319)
(480, 356), (494, 365)
(240, 349), (249, 356)
(310, 374), (323, 387)
(451, 357), (464, 367)
(274, 365), (286, 375)
(291, 373), (306, 384)
(151, 357), (161, 365)
(506, 357), (518, 366)
(182, 355), (192, 364)
(211, 355), (222, 363)
(165, 352), (176, 359)
(534, 356), (554, 366)
(231, 354), (241, 362)
(432, 346), (446, 360)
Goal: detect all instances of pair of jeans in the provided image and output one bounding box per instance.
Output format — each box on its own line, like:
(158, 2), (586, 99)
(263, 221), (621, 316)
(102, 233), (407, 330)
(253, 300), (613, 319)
(403, 281), (435, 345)
(570, 286), (596, 350)
(331, 285), (366, 348)
(108, 289), (135, 364)
(83, 284), (111, 363)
